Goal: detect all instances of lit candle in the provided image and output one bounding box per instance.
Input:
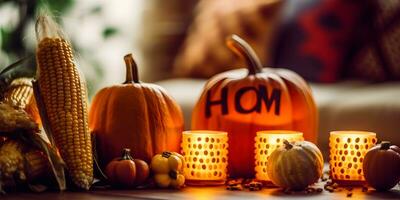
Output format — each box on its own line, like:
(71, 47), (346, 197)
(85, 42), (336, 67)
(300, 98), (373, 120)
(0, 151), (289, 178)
(254, 130), (304, 182)
(329, 131), (377, 185)
(181, 130), (228, 185)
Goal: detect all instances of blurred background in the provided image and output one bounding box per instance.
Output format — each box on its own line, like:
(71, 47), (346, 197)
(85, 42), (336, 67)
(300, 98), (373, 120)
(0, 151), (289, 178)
(0, 0), (196, 97)
(1, 0), (400, 154)
(1, 0), (399, 97)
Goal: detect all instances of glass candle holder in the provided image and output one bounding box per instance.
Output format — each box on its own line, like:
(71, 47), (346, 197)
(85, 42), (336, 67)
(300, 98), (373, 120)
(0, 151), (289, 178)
(329, 131), (377, 185)
(254, 130), (304, 182)
(181, 130), (228, 185)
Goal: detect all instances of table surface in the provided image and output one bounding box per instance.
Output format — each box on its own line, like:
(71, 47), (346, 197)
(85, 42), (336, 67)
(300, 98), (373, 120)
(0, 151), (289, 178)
(2, 183), (400, 200)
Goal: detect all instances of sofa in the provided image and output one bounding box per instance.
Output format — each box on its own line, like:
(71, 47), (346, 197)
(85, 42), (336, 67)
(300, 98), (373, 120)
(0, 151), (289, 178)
(157, 78), (400, 158)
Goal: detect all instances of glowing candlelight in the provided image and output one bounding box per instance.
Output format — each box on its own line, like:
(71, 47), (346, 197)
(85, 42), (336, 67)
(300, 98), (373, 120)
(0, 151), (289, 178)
(329, 131), (377, 184)
(181, 130), (228, 185)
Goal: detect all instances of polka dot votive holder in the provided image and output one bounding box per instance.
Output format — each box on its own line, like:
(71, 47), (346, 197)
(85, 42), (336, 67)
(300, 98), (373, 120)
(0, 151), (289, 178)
(181, 130), (228, 185)
(329, 131), (377, 185)
(254, 130), (304, 182)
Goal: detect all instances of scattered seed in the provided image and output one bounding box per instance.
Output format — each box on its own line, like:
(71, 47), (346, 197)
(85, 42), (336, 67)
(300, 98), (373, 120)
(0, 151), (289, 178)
(249, 186), (261, 191)
(227, 178), (243, 185)
(347, 192), (353, 197)
(324, 185), (334, 192)
(249, 181), (262, 188)
(226, 184), (243, 191)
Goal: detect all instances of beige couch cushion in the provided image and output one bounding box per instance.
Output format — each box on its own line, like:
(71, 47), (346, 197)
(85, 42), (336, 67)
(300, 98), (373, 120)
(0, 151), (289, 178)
(157, 79), (400, 155)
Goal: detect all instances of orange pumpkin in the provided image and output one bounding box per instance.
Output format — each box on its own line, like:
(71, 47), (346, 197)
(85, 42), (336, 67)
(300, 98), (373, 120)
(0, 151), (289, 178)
(105, 148), (150, 187)
(191, 35), (317, 178)
(89, 54), (184, 168)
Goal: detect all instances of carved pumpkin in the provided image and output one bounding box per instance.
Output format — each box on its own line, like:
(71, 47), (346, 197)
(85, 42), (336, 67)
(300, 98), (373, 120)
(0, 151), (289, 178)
(89, 54), (184, 168)
(363, 141), (400, 191)
(191, 35), (317, 178)
(267, 140), (323, 190)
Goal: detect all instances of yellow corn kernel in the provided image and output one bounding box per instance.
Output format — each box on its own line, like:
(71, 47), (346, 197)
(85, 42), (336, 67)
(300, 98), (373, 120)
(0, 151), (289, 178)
(36, 37), (93, 190)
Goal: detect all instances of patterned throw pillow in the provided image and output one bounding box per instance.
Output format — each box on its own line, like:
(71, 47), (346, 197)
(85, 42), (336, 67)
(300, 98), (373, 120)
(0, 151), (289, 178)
(270, 0), (370, 83)
(173, 0), (283, 78)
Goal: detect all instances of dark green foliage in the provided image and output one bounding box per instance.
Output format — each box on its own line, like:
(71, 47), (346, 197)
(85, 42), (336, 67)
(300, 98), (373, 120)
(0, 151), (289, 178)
(102, 27), (118, 39)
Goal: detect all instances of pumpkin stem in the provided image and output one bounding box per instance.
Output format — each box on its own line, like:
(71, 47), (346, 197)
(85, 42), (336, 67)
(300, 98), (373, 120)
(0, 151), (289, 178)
(380, 141), (391, 150)
(162, 151), (172, 158)
(283, 140), (293, 150)
(226, 34), (263, 75)
(123, 54), (139, 84)
(121, 148), (133, 160)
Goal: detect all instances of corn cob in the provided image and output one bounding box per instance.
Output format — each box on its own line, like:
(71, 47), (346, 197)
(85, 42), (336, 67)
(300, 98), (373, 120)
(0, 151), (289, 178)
(36, 37), (93, 189)
(0, 140), (25, 181)
(2, 78), (41, 125)
(0, 103), (37, 133)
(3, 78), (34, 109)
(0, 140), (50, 184)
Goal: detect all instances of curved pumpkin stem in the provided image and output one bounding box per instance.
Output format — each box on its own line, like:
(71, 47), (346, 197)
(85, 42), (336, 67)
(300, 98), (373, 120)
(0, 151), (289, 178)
(226, 34), (263, 75)
(380, 141), (391, 150)
(162, 151), (172, 158)
(283, 140), (293, 150)
(121, 148), (133, 160)
(124, 54), (139, 84)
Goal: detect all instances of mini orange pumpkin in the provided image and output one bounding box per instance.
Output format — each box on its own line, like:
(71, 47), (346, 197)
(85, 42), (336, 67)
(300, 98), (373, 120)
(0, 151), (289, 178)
(363, 141), (400, 191)
(105, 148), (150, 187)
(89, 54), (184, 168)
(191, 35), (317, 178)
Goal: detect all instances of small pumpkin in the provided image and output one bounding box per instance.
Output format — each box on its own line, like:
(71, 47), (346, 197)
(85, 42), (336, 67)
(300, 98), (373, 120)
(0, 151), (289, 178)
(151, 151), (185, 189)
(89, 54), (184, 168)
(363, 141), (400, 191)
(105, 148), (150, 187)
(191, 35), (317, 178)
(267, 140), (323, 190)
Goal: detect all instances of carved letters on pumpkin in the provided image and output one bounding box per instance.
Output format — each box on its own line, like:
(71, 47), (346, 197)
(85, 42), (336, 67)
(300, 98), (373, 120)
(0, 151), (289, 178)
(205, 85), (281, 118)
(206, 87), (228, 117)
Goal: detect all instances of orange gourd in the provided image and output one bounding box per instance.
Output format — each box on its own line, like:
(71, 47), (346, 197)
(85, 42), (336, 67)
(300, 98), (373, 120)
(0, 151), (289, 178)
(89, 54), (184, 168)
(191, 35), (317, 178)
(105, 148), (150, 187)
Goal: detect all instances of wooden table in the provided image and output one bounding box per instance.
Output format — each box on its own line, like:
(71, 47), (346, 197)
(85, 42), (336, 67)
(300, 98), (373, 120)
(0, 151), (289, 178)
(2, 184), (400, 200)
